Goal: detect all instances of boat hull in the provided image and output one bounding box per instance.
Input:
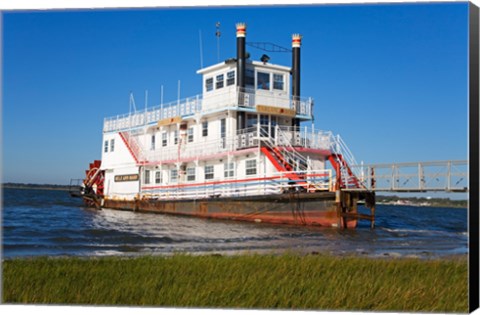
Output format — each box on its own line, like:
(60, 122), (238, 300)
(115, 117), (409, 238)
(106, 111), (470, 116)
(100, 191), (359, 228)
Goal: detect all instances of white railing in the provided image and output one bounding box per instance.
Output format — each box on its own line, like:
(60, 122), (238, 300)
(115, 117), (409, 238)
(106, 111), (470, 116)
(261, 127), (309, 172)
(124, 125), (342, 165)
(347, 160), (468, 192)
(104, 95), (202, 133)
(144, 137), (238, 163)
(139, 169), (332, 200)
(103, 88), (314, 132)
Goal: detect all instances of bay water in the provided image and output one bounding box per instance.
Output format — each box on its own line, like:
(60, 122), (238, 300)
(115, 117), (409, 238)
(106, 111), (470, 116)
(2, 188), (468, 258)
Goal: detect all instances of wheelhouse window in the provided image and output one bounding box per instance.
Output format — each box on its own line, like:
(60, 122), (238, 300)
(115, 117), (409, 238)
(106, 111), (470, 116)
(110, 139), (115, 152)
(170, 169), (178, 183)
(216, 74), (224, 89)
(144, 170), (151, 184)
(104, 140), (108, 153)
(245, 69), (254, 89)
(273, 74), (284, 90)
(155, 171), (162, 184)
(246, 159), (257, 176)
(205, 78), (213, 92)
(227, 71), (235, 86)
(186, 167), (196, 181)
(224, 162), (235, 178)
(162, 132), (167, 147)
(204, 165), (214, 180)
(202, 121), (208, 137)
(187, 127), (194, 143)
(257, 72), (270, 90)
(174, 130), (178, 145)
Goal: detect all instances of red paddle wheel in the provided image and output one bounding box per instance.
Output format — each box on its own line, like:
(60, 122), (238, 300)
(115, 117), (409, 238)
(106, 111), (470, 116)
(82, 160), (105, 208)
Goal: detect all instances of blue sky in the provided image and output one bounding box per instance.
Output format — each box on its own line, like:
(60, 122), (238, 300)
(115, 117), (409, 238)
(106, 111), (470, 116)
(2, 2), (469, 185)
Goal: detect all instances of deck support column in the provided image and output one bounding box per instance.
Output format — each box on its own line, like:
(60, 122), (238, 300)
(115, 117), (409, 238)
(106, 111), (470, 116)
(335, 190), (342, 228)
(365, 191), (376, 229)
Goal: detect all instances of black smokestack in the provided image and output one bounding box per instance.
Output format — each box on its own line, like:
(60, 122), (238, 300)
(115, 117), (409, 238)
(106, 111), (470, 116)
(236, 23), (247, 130)
(292, 34), (302, 128)
(236, 23), (246, 90)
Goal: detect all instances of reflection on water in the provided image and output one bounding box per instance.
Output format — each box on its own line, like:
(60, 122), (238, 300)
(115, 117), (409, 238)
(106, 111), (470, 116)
(2, 188), (468, 258)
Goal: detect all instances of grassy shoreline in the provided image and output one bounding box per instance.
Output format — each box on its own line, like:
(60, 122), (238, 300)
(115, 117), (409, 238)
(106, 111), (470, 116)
(2, 254), (468, 312)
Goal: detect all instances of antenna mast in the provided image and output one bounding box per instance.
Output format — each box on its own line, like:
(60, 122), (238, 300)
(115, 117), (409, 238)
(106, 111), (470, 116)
(129, 92), (137, 113)
(199, 29), (204, 68)
(215, 22), (221, 62)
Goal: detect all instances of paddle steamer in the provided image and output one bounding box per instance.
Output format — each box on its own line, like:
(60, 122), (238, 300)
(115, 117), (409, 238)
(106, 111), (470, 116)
(80, 23), (375, 228)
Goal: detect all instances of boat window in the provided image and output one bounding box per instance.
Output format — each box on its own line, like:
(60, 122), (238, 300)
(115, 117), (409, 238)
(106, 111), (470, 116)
(271, 116), (278, 138)
(104, 140), (108, 153)
(205, 165), (214, 180)
(187, 127), (194, 143)
(273, 74), (284, 90)
(257, 72), (270, 90)
(162, 132), (167, 147)
(202, 121), (208, 137)
(260, 115), (269, 135)
(216, 74), (224, 89)
(205, 78), (213, 92)
(155, 171), (162, 184)
(187, 167), (196, 181)
(224, 162), (235, 178)
(174, 130), (178, 145)
(110, 139), (115, 152)
(227, 71), (235, 86)
(151, 135), (155, 150)
(144, 170), (151, 185)
(170, 169), (178, 183)
(245, 69), (254, 89)
(246, 114), (257, 129)
(220, 118), (226, 137)
(246, 159), (257, 175)
(260, 115), (269, 125)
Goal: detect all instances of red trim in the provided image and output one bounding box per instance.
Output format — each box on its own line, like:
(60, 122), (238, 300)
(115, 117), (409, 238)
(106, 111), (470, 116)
(282, 147), (331, 156)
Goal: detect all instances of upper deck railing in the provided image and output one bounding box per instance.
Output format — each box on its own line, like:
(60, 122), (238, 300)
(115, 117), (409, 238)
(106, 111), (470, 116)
(103, 87), (313, 133)
(140, 125), (335, 164)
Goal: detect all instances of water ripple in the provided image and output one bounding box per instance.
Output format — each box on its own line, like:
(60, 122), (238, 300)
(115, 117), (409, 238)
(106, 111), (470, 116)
(2, 188), (468, 258)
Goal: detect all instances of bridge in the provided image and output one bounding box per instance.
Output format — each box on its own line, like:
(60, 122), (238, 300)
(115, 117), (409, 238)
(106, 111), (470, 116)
(330, 159), (468, 229)
(344, 160), (468, 193)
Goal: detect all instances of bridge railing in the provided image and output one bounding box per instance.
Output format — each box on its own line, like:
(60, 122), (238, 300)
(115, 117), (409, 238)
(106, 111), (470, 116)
(346, 160), (468, 192)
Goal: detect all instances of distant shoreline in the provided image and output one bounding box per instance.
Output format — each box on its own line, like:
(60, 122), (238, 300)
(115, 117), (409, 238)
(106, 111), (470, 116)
(2, 184), (468, 208)
(2, 184), (72, 191)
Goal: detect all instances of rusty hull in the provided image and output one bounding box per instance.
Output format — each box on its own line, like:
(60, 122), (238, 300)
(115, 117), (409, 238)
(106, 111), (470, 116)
(101, 191), (365, 228)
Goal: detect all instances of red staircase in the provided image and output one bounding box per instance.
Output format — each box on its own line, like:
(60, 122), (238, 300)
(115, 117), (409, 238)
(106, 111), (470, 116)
(119, 131), (145, 164)
(261, 147), (306, 186)
(328, 154), (361, 189)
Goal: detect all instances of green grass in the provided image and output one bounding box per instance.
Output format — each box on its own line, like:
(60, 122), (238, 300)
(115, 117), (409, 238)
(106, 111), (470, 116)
(2, 254), (468, 312)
